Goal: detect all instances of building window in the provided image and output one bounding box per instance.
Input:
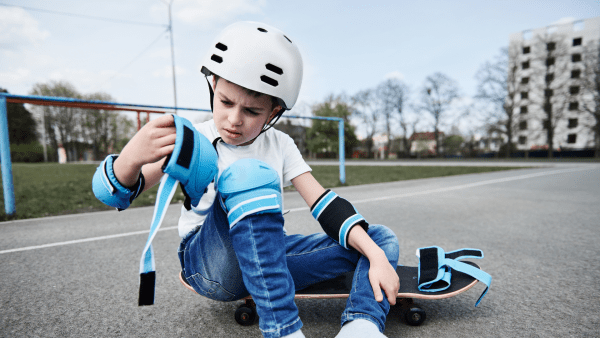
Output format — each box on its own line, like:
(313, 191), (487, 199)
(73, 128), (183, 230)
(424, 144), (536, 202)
(545, 89), (553, 97)
(519, 136), (527, 145)
(522, 61), (530, 69)
(547, 42), (556, 51)
(520, 106), (528, 114)
(570, 86), (580, 95)
(546, 57), (555, 66)
(572, 54), (582, 62)
(567, 134), (577, 144)
(571, 69), (581, 79)
(568, 118), (578, 129)
(519, 121), (528, 130)
(569, 102), (579, 111)
(523, 46), (530, 54)
(521, 77), (529, 84)
(545, 73), (554, 83)
(521, 91), (528, 99)
(573, 37), (582, 46)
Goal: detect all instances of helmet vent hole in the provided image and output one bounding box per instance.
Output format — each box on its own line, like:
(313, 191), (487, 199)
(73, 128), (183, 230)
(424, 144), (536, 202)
(284, 35), (292, 43)
(260, 75), (279, 87)
(211, 54), (223, 63)
(215, 43), (228, 51)
(266, 63), (283, 75)
(257, 27), (268, 33)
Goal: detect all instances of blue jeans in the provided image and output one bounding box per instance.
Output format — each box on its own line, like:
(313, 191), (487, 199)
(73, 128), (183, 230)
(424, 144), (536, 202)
(178, 197), (399, 338)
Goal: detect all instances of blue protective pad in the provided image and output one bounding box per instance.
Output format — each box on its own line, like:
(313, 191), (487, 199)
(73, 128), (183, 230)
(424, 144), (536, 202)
(417, 246), (492, 307)
(217, 158), (282, 228)
(92, 154), (144, 210)
(161, 114), (218, 209)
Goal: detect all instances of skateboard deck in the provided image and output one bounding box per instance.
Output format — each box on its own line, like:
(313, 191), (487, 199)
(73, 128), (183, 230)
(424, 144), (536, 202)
(179, 261), (481, 326)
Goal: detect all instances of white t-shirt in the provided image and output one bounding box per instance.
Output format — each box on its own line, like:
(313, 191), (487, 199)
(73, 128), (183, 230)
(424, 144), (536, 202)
(177, 119), (311, 238)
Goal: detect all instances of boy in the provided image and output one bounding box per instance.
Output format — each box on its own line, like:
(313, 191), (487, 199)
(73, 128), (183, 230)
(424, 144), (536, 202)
(93, 22), (399, 338)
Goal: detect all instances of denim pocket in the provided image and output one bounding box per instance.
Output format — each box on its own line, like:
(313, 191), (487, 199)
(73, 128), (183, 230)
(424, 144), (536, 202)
(189, 273), (237, 302)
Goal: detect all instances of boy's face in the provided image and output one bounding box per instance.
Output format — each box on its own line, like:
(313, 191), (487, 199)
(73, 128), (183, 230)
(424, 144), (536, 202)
(212, 77), (280, 146)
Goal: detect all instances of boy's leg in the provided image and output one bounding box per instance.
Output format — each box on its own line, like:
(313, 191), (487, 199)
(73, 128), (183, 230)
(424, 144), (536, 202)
(178, 198), (247, 301)
(230, 213), (302, 338)
(285, 224), (399, 333)
(178, 191), (301, 338)
(217, 159), (303, 338)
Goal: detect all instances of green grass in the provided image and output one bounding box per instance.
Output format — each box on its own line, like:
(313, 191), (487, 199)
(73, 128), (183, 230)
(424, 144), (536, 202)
(0, 163), (524, 221)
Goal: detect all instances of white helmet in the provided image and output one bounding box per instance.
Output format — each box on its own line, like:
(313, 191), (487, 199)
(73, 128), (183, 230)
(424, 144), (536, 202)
(201, 21), (303, 110)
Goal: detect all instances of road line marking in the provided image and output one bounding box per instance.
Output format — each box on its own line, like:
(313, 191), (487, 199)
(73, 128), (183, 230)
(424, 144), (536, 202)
(0, 166), (592, 254)
(0, 226), (178, 255)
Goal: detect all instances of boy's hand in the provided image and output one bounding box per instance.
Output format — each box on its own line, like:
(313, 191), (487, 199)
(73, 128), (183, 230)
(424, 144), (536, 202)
(368, 253), (400, 305)
(114, 115), (177, 186)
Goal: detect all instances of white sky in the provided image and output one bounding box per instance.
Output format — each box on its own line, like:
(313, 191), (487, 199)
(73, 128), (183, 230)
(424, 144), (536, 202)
(1, 0), (599, 136)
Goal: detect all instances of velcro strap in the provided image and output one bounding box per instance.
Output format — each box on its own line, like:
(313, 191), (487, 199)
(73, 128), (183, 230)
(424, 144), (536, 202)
(417, 246), (492, 307)
(138, 174), (179, 306)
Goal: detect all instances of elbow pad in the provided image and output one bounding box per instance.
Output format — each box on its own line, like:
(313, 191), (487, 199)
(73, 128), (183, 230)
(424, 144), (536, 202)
(92, 154), (145, 211)
(311, 189), (368, 250)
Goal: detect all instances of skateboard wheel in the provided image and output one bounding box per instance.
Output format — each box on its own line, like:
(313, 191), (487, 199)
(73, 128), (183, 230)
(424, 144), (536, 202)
(405, 307), (426, 326)
(235, 305), (256, 326)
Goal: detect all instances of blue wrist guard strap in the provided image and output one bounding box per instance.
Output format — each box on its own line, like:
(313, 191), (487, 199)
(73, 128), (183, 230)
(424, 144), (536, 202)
(311, 189), (368, 250)
(138, 115), (218, 306)
(92, 154), (145, 211)
(417, 246), (492, 307)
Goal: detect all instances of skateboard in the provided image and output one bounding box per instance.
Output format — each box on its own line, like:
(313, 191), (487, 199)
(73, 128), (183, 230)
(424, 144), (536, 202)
(179, 261), (480, 327)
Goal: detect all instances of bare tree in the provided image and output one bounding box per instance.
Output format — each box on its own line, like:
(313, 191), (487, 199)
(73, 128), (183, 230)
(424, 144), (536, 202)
(376, 78), (410, 158)
(30, 81), (83, 161)
(530, 34), (571, 158)
(352, 89), (379, 158)
(82, 92), (134, 159)
(419, 72), (460, 157)
(475, 45), (521, 157)
(580, 40), (600, 158)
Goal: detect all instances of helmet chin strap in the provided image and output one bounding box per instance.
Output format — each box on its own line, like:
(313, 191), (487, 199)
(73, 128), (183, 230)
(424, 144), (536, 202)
(205, 76), (215, 112)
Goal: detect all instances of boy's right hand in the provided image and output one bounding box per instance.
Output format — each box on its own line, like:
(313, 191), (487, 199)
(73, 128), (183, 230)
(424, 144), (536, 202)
(114, 115), (177, 187)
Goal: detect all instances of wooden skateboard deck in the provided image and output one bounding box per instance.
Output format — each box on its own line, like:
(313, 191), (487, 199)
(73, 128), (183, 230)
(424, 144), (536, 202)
(179, 261), (481, 326)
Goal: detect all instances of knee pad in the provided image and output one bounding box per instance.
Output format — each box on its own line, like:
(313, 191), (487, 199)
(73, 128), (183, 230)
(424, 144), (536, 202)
(162, 114), (218, 209)
(217, 159), (282, 228)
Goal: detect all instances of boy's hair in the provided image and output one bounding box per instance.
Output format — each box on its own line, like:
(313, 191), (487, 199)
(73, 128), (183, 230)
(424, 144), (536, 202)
(213, 75), (280, 111)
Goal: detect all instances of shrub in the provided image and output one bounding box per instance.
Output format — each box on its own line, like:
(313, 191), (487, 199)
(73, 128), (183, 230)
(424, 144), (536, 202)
(10, 142), (45, 163)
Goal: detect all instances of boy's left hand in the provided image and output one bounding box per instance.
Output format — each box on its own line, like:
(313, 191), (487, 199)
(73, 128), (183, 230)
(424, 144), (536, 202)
(369, 254), (400, 305)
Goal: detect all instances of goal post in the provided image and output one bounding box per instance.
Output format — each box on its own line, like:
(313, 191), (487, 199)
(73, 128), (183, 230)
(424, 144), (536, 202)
(0, 93), (346, 217)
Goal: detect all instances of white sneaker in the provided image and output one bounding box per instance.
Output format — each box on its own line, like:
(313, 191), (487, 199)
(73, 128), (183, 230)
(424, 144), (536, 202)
(335, 319), (387, 338)
(282, 329), (305, 338)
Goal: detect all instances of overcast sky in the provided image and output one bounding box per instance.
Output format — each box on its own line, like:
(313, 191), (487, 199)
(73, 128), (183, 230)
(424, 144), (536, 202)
(1, 0), (599, 135)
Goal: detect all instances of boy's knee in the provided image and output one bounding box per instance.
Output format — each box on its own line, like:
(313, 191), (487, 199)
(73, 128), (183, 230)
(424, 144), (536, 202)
(218, 159), (283, 228)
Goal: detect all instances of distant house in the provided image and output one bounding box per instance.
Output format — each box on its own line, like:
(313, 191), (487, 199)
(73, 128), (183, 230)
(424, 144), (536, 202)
(409, 132), (444, 156)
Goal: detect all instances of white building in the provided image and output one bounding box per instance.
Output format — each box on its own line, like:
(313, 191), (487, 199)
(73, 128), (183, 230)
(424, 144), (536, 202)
(509, 17), (599, 152)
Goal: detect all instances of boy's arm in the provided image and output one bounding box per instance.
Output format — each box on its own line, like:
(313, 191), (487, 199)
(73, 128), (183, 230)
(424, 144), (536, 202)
(291, 172), (400, 305)
(92, 115), (176, 210)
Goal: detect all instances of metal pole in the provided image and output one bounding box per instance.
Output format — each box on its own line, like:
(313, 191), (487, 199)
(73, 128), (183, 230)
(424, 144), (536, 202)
(338, 119), (346, 184)
(168, 1), (178, 112)
(0, 96), (16, 216)
(40, 105), (48, 162)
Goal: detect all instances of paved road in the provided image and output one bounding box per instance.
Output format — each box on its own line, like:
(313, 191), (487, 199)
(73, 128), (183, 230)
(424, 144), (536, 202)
(1, 163), (599, 337)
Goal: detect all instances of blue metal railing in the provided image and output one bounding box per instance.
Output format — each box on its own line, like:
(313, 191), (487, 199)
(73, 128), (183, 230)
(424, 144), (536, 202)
(0, 93), (346, 216)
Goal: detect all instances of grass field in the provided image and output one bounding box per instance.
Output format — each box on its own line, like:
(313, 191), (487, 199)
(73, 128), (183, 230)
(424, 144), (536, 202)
(0, 162), (524, 221)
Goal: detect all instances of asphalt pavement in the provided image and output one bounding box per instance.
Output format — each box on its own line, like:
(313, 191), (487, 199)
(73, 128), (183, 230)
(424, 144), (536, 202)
(1, 162), (599, 337)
